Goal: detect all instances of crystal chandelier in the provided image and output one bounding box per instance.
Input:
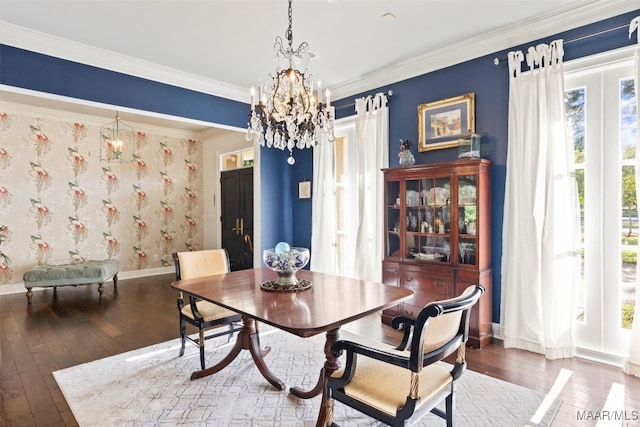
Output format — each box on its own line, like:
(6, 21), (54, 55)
(100, 112), (135, 163)
(246, 0), (335, 165)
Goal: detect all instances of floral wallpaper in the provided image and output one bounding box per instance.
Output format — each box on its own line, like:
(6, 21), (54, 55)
(0, 108), (204, 286)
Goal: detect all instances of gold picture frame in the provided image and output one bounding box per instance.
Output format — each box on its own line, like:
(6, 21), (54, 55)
(418, 93), (475, 152)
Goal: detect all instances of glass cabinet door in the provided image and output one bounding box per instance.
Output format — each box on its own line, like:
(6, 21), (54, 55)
(407, 176), (451, 263)
(405, 178), (420, 259)
(457, 174), (478, 266)
(386, 179), (401, 258)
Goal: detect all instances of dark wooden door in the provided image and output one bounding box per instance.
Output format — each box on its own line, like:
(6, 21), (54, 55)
(221, 168), (254, 271)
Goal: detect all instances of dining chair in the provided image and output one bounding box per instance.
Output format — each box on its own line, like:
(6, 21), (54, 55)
(172, 249), (243, 370)
(324, 284), (485, 427)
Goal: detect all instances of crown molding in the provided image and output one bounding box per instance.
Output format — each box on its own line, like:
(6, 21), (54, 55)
(0, 21), (249, 103)
(331, 0), (639, 100)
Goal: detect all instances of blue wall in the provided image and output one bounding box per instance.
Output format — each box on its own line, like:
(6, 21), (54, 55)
(0, 45), (249, 128)
(259, 144), (313, 260)
(259, 147), (291, 251)
(289, 148), (314, 250)
(2, 9), (639, 322)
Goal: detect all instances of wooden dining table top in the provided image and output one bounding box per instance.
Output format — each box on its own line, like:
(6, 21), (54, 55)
(171, 267), (413, 338)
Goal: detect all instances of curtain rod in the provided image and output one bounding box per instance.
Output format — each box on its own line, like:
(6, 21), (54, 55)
(333, 90), (394, 110)
(493, 23), (628, 65)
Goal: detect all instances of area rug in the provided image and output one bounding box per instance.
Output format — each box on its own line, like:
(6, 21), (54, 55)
(53, 328), (561, 426)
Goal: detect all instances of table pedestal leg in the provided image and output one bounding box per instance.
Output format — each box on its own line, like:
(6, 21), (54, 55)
(190, 316), (284, 390)
(289, 328), (340, 427)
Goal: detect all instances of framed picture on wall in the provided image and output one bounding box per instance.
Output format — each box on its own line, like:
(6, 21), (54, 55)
(418, 93), (475, 152)
(299, 180), (311, 199)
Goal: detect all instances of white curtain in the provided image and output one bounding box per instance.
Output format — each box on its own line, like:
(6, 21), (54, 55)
(500, 40), (580, 359)
(350, 93), (389, 282)
(311, 93), (389, 281)
(625, 16), (640, 377)
(310, 133), (337, 275)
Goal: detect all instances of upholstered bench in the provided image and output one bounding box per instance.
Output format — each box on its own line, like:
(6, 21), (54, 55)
(23, 259), (119, 304)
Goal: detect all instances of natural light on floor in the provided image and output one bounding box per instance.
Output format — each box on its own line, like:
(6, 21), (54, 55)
(125, 343), (182, 362)
(595, 382), (627, 426)
(528, 368), (573, 425)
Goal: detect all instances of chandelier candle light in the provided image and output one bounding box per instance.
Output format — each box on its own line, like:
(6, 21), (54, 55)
(100, 112), (134, 163)
(246, 0), (335, 165)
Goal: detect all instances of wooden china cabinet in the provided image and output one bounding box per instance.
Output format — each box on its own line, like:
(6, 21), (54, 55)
(381, 159), (493, 348)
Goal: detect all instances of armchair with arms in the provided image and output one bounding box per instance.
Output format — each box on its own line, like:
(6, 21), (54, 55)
(325, 284), (485, 427)
(172, 249), (243, 371)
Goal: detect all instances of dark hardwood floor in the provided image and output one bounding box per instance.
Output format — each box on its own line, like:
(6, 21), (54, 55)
(1, 273), (639, 426)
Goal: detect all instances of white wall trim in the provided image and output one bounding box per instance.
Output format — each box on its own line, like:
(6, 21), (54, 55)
(575, 348), (626, 368)
(0, 95), (209, 139)
(564, 44), (636, 75)
(491, 322), (626, 368)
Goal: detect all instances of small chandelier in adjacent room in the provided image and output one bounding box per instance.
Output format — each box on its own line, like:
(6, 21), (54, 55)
(246, 0), (335, 165)
(100, 112), (135, 163)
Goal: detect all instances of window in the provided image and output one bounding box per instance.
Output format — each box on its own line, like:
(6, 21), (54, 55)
(312, 96), (388, 282)
(565, 50), (637, 358)
(333, 123), (354, 276)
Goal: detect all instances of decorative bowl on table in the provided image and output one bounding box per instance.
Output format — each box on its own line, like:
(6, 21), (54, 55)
(261, 245), (312, 292)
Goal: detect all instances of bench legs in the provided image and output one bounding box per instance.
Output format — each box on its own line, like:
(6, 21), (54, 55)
(25, 274), (119, 305)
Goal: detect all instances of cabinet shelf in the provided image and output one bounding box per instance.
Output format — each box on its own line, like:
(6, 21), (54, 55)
(382, 159), (493, 348)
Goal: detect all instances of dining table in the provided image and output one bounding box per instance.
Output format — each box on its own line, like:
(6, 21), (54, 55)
(170, 267), (413, 427)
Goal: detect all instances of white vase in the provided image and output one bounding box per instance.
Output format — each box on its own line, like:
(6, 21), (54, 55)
(399, 150), (415, 166)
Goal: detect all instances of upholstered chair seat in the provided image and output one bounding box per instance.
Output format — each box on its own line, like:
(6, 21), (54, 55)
(180, 300), (239, 324)
(332, 360), (453, 417)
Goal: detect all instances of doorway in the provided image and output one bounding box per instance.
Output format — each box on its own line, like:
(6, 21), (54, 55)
(219, 147), (255, 271)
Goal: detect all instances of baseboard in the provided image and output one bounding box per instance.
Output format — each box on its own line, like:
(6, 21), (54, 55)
(575, 347), (626, 367)
(490, 322), (625, 367)
(492, 322), (502, 340)
(0, 266), (174, 296)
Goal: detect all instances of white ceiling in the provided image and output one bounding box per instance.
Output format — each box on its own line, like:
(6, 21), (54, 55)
(0, 0), (637, 132)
